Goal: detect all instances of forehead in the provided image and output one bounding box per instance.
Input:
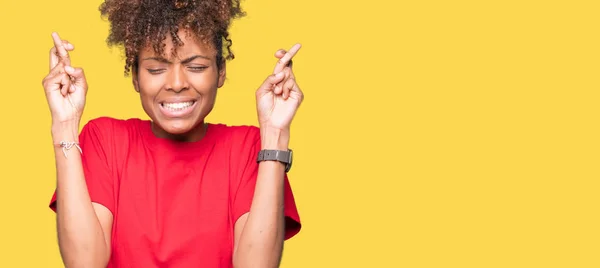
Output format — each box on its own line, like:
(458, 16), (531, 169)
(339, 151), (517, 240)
(139, 29), (217, 60)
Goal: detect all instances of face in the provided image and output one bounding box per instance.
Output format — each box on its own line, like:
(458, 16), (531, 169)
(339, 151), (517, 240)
(133, 29), (226, 142)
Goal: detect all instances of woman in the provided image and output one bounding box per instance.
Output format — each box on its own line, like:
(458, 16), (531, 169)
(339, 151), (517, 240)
(42, 0), (303, 267)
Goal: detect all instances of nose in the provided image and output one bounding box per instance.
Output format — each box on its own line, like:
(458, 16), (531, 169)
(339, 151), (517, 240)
(166, 65), (189, 92)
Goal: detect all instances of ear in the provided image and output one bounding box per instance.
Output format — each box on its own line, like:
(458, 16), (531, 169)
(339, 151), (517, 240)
(217, 61), (226, 88)
(132, 66), (140, 93)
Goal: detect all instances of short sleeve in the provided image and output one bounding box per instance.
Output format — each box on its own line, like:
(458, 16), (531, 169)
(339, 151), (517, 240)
(49, 118), (115, 214)
(232, 127), (301, 240)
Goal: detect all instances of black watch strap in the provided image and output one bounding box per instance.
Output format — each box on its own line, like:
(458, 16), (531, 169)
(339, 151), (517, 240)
(257, 149), (293, 172)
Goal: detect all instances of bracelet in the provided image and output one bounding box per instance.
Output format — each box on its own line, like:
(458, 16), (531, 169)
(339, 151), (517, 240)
(56, 141), (82, 158)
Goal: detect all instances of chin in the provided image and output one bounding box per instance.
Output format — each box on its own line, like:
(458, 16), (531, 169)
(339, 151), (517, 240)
(159, 119), (198, 135)
(144, 100), (212, 140)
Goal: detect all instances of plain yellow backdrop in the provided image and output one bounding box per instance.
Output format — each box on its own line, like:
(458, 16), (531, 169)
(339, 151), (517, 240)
(0, 0), (599, 267)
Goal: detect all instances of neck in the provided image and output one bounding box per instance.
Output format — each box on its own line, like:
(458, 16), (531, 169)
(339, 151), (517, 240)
(151, 121), (207, 142)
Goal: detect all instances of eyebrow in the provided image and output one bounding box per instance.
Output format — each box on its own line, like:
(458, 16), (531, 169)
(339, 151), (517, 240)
(142, 55), (211, 64)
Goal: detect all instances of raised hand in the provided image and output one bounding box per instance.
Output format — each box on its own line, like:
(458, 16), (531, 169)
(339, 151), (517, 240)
(42, 32), (88, 125)
(256, 44), (304, 131)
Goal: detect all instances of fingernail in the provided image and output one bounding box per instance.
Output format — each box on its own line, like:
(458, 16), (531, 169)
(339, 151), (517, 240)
(65, 66), (74, 73)
(276, 72), (284, 78)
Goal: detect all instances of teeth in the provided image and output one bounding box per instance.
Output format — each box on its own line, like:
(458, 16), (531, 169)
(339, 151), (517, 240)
(163, 101), (194, 111)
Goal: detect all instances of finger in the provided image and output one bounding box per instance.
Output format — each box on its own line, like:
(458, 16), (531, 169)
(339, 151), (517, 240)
(273, 43), (301, 74)
(294, 83), (304, 104)
(42, 72), (59, 90)
(286, 65), (295, 78)
(281, 65), (295, 82)
(50, 47), (59, 71)
(46, 71), (71, 97)
(52, 32), (71, 65)
(64, 65), (84, 80)
(274, 49), (291, 73)
(51, 32), (68, 57)
(58, 73), (71, 96)
(274, 84), (283, 95)
(65, 66), (77, 93)
(275, 67), (292, 96)
(282, 77), (296, 100)
(257, 72), (285, 94)
(62, 40), (74, 51)
(65, 66), (85, 93)
(43, 67), (66, 83)
(43, 72), (69, 94)
(48, 62), (66, 78)
(50, 41), (75, 70)
(275, 49), (287, 59)
(286, 81), (304, 106)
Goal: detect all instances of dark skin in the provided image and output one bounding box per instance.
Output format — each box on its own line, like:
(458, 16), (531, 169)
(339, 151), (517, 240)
(131, 29), (302, 143)
(44, 30), (304, 267)
(132, 32), (226, 141)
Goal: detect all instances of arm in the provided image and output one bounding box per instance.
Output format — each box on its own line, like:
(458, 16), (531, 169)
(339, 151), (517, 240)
(53, 122), (113, 268)
(233, 128), (289, 268)
(234, 44), (304, 268)
(44, 32), (113, 268)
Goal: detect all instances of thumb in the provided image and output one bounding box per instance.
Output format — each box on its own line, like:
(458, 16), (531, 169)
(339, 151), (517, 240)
(64, 65), (84, 79)
(64, 66), (86, 93)
(257, 71), (285, 94)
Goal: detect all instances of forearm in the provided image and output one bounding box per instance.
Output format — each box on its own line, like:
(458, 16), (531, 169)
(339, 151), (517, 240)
(53, 122), (109, 267)
(234, 128), (288, 268)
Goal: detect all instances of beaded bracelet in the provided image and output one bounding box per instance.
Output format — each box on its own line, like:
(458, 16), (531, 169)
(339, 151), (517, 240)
(56, 141), (82, 158)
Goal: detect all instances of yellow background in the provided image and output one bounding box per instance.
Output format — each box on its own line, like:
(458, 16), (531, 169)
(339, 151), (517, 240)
(0, 0), (599, 267)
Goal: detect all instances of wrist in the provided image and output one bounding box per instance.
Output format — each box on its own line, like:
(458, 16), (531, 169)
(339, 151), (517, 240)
(51, 119), (80, 143)
(260, 127), (290, 150)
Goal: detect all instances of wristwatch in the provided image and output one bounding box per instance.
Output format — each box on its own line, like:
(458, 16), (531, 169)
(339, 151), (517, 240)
(257, 149), (293, 173)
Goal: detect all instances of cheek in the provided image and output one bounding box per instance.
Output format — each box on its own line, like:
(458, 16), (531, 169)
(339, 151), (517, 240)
(138, 74), (162, 98)
(190, 73), (219, 96)
(136, 77), (163, 116)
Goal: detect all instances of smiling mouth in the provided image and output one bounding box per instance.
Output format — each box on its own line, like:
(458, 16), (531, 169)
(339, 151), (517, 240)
(160, 101), (196, 111)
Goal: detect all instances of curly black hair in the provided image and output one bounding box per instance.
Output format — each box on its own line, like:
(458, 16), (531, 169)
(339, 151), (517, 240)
(99, 0), (245, 75)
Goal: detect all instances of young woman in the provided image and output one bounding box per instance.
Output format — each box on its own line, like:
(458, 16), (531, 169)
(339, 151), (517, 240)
(42, 0), (303, 267)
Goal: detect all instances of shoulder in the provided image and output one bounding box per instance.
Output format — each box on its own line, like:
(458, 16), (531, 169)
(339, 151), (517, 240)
(82, 116), (144, 134)
(79, 117), (147, 148)
(84, 116), (142, 128)
(211, 123), (261, 155)
(78, 117), (147, 160)
(212, 123), (260, 143)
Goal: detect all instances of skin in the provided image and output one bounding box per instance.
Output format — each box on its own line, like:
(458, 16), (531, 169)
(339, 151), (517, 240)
(43, 32), (111, 268)
(43, 29), (303, 268)
(132, 33), (225, 141)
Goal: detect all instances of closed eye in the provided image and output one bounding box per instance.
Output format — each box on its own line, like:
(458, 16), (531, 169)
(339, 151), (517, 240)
(188, 66), (208, 72)
(147, 68), (166, 74)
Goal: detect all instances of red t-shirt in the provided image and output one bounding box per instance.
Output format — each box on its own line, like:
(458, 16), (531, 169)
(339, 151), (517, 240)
(49, 117), (301, 267)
